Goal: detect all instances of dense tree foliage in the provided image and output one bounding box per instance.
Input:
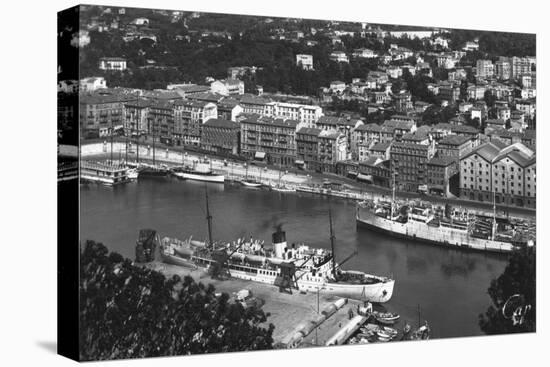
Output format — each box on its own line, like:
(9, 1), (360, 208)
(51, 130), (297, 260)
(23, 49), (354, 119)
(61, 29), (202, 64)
(420, 105), (457, 125)
(448, 29), (535, 58)
(79, 240), (274, 360)
(78, 8), (536, 99)
(479, 246), (536, 334)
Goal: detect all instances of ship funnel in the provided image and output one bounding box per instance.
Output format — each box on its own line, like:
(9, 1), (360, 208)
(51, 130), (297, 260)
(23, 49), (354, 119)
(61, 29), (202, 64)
(272, 227), (287, 259)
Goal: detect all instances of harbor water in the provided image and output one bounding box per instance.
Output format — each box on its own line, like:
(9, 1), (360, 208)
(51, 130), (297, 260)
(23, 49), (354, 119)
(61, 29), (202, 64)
(80, 178), (508, 339)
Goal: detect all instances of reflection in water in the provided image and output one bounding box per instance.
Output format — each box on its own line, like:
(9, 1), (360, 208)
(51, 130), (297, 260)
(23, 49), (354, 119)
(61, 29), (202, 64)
(80, 179), (508, 339)
(441, 256), (477, 278)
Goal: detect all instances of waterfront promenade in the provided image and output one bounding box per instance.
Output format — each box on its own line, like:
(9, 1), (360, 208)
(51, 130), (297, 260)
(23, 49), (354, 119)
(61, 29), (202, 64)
(81, 142), (536, 219)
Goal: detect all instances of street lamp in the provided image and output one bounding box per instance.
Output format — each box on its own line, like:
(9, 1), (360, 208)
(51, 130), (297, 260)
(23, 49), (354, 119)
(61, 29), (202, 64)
(315, 285), (327, 346)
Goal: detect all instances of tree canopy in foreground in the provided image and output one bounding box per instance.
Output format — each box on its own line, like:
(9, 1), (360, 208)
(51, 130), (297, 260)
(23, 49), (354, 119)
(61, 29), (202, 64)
(479, 246), (536, 334)
(79, 240), (274, 361)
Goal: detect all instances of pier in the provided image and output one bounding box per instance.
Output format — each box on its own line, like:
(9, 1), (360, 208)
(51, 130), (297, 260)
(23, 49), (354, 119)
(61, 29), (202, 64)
(145, 261), (366, 347)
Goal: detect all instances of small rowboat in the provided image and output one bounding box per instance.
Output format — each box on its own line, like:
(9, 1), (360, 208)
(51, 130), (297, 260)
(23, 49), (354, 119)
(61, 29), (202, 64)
(377, 335), (391, 342)
(240, 179), (263, 188)
(382, 326), (398, 337)
(374, 311), (400, 325)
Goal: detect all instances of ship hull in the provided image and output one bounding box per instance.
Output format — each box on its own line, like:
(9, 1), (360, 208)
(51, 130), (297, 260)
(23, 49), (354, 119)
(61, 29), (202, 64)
(80, 174), (129, 186)
(161, 252), (394, 303)
(356, 207), (514, 254)
(240, 180), (262, 187)
(173, 171), (225, 183)
(138, 169), (169, 178)
(160, 251), (197, 269)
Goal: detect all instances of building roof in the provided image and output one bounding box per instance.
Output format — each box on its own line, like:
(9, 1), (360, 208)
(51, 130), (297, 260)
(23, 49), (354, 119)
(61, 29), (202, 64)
(124, 99), (151, 108)
(187, 92), (225, 103)
(175, 99), (214, 108)
(360, 156), (385, 167)
(217, 98), (241, 109)
(356, 123), (382, 132)
(203, 118), (239, 129)
(391, 141), (431, 150)
(438, 134), (471, 146)
(297, 127), (322, 136)
(172, 84), (211, 94)
(318, 129), (342, 139)
(80, 93), (133, 105)
(317, 115), (359, 127)
(486, 118), (506, 126)
(100, 57), (127, 61)
(428, 156), (457, 167)
(402, 133), (428, 142)
(148, 99), (176, 109)
(451, 125), (479, 134)
(370, 142), (392, 152)
(241, 114), (298, 128)
(382, 119), (414, 131)
(238, 95), (271, 105)
(462, 141), (509, 162)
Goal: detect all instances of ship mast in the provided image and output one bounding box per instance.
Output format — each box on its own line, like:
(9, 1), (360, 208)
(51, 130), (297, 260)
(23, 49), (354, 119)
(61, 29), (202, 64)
(205, 184), (213, 248)
(329, 206), (337, 278)
(391, 169), (396, 219)
(491, 189), (497, 241)
(136, 92), (140, 164)
(152, 116), (156, 166)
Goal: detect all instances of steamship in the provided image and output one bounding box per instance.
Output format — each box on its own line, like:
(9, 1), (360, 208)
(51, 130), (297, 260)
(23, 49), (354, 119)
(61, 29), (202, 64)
(355, 198), (534, 253)
(157, 189), (395, 303)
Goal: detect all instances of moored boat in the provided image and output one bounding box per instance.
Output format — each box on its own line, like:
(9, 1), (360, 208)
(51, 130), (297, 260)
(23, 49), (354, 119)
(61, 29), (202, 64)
(172, 163), (224, 183)
(81, 161), (130, 186)
(154, 189), (395, 303)
(127, 168), (139, 180)
(240, 179), (263, 188)
(138, 164), (170, 178)
(374, 311), (400, 325)
(271, 184), (296, 193)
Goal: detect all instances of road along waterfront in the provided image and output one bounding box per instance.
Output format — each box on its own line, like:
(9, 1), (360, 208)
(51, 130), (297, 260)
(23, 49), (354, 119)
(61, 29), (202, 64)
(80, 178), (510, 339)
(81, 142), (536, 219)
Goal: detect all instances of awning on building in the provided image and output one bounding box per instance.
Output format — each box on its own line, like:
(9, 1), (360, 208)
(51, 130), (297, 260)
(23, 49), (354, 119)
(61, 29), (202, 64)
(254, 151), (266, 160)
(357, 173), (373, 183)
(348, 170), (358, 177)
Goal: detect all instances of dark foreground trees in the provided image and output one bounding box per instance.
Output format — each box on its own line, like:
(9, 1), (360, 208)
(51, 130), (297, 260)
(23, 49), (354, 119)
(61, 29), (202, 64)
(79, 240), (274, 361)
(479, 246), (536, 334)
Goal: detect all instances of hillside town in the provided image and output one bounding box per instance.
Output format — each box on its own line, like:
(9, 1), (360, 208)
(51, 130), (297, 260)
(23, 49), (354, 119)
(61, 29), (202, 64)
(59, 6), (536, 209)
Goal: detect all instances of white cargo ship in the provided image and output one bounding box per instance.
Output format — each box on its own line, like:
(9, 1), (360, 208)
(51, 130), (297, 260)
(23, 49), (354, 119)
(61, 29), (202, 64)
(355, 198), (533, 253)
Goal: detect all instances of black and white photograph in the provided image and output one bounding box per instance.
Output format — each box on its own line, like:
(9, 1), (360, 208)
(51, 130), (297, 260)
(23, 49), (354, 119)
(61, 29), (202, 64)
(5, 0), (541, 365)
(55, 2), (540, 362)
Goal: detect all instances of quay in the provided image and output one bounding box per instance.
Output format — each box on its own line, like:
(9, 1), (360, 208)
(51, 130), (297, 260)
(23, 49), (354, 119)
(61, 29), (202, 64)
(80, 142), (536, 220)
(145, 261), (365, 348)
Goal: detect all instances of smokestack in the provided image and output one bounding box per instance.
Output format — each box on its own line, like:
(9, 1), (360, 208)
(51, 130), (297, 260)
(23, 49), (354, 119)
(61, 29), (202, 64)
(272, 225), (287, 258)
